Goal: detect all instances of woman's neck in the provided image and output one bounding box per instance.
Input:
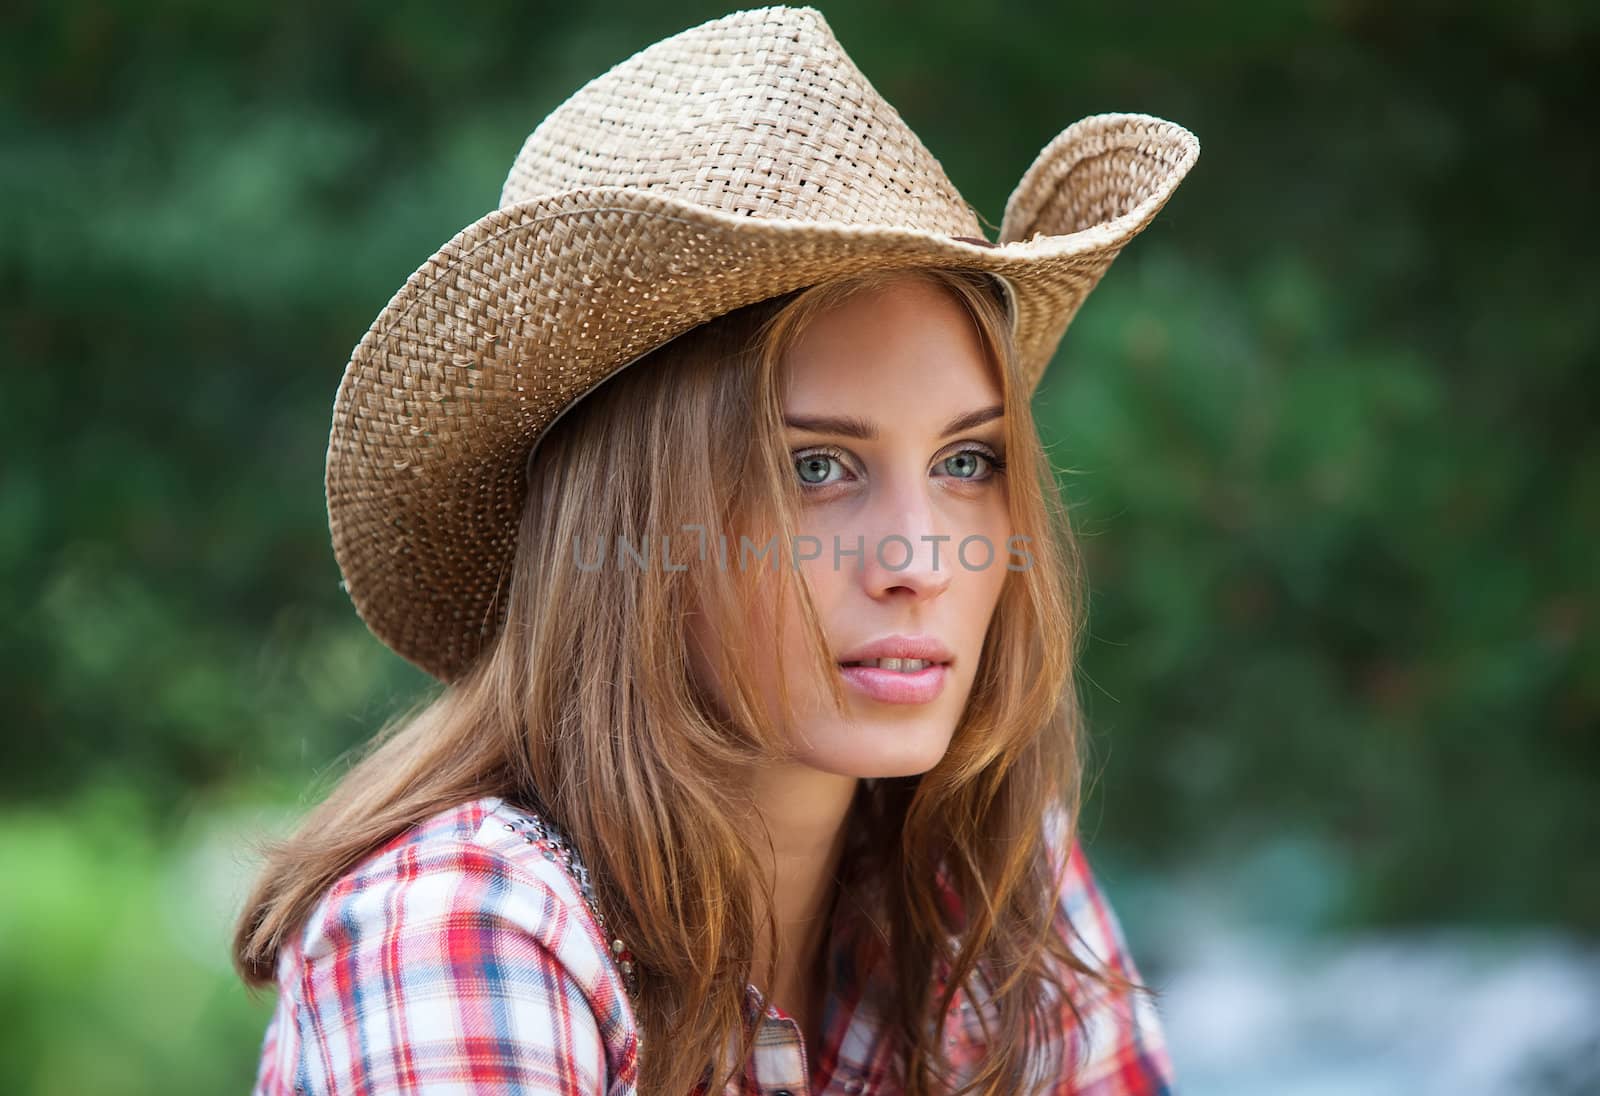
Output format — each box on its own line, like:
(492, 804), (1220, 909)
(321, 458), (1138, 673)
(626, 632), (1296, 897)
(745, 764), (859, 1040)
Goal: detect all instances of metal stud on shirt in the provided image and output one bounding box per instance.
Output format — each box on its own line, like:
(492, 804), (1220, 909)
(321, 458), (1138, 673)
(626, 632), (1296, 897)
(502, 811), (640, 998)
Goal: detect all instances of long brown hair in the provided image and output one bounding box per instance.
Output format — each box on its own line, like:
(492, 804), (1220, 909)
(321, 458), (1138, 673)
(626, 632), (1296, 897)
(233, 264), (1152, 1094)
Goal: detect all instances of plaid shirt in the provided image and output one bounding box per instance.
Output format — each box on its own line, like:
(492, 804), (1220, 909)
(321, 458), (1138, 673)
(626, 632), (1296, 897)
(251, 794), (1174, 1094)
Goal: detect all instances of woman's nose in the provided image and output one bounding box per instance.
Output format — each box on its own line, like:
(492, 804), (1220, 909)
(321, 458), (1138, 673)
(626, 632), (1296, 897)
(851, 479), (956, 601)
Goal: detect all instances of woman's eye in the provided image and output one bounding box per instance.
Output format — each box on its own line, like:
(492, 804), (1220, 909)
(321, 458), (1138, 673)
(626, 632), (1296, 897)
(938, 448), (1003, 481)
(793, 445), (1005, 490)
(794, 450), (848, 487)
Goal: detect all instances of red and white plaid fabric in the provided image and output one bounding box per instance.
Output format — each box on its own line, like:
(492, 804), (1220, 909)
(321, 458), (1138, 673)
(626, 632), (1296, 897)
(250, 795), (1175, 1094)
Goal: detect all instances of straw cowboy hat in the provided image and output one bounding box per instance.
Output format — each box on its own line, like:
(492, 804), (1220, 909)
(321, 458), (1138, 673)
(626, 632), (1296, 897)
(326, 4), (1200, 683)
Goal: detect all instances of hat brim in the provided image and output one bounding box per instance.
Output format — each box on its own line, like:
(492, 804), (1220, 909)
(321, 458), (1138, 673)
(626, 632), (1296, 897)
(327, 112), (1199, 681)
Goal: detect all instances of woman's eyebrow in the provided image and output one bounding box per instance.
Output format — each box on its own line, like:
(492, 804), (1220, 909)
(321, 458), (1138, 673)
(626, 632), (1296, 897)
(783, 403), (1003, 440)
(940, 403), (1005, 436)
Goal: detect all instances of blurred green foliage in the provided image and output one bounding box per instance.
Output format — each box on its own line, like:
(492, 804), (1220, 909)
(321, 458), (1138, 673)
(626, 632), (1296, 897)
(2, 0), (1597, 1090)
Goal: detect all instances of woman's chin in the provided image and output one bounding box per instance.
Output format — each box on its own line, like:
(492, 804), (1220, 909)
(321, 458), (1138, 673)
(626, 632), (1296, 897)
(793, 719), (959, 779)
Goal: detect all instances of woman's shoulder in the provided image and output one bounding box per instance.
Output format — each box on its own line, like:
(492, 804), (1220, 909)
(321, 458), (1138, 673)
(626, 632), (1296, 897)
(266, 794), (640, 1094)
(298, 794), (627, 988)
(1036, 802), (1177, 1092)
(1040, 803), (1133, 978)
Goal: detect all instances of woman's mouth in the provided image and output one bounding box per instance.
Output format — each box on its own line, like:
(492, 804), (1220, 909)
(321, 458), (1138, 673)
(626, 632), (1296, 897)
(840, 657), (937, 672)
(837, 658), (950, 703)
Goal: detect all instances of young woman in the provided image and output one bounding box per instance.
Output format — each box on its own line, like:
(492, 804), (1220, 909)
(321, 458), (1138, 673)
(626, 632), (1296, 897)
(233, 7), (1198, 1094)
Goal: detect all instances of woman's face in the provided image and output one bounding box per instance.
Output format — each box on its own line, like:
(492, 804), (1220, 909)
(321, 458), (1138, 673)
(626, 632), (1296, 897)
(694, 274), (1013, 778)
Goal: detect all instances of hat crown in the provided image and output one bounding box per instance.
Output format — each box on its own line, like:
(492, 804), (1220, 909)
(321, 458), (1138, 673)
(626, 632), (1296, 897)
(499, 6), (983, 237)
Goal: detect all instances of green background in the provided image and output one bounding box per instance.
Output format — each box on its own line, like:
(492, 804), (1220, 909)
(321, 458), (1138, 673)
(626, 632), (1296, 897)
(3, 1), (1596, 1091)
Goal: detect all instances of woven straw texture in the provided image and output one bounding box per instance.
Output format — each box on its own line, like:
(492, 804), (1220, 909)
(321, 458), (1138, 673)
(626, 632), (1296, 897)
(326, 4), (1200, 682)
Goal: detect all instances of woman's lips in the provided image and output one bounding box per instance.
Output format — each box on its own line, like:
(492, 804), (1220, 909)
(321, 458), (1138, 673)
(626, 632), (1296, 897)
(838, 661), (949, 704)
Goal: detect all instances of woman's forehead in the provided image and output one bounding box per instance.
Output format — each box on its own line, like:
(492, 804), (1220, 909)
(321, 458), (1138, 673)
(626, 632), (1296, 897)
(781, 287), (1000, 407)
